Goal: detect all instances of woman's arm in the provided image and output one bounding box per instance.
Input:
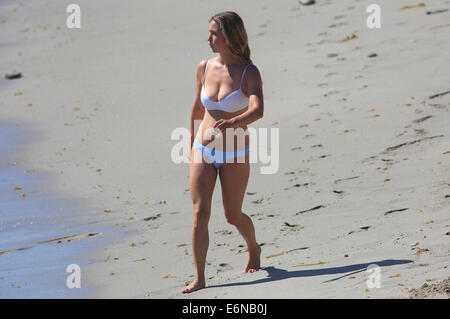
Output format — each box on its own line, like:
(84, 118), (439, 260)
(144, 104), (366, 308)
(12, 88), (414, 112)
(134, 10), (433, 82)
(233, 65), (264, 126)
(190, 60), (207, 146)
(214, 65), (264, 131)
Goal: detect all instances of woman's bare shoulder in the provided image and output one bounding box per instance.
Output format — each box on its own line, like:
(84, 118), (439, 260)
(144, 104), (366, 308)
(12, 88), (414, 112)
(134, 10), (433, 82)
(195, 59), (209, 80)
(247, 62), (260, 73)
(243, 63), (263, 97)
(245, 63), (262, 83)
(197, 59), (209, 70)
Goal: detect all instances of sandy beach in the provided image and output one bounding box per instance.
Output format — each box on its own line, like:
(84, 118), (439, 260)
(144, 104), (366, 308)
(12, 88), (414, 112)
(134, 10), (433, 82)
(0, 0), (449, 298)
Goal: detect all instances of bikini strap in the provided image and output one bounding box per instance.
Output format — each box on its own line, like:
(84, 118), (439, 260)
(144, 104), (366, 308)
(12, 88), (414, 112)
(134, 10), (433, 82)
(202, 59), (209, 85)
(240, 63), (252, 88)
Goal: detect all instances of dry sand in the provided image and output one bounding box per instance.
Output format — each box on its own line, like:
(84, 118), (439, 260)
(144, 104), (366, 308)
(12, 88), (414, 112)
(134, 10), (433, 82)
(0, 0), (449, 298)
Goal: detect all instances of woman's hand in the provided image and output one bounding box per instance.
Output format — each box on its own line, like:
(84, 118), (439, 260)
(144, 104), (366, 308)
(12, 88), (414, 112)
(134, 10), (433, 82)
(213, 118), (236, 132)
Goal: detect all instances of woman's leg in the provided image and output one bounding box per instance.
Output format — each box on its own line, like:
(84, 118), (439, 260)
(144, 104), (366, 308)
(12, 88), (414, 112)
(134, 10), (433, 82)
(182, 147), (218, 293)
(219, 155), (261, 273)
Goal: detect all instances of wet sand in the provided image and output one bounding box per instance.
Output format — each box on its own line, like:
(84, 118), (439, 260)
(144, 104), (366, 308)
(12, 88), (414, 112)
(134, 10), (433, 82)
(0, 122), (115, 297)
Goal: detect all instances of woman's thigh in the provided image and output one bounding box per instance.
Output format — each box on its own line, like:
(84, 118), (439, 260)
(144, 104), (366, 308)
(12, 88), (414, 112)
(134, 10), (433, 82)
(219, 155), (250, 220)
(190, 147), (218, 218)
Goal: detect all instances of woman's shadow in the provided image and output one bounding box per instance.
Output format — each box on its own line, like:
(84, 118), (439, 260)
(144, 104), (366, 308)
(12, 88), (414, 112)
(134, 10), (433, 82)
(208, 259), (413, 288)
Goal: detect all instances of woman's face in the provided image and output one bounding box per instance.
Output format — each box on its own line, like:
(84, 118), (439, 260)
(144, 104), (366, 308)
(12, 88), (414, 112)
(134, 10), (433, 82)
(207, 20), (225, 53)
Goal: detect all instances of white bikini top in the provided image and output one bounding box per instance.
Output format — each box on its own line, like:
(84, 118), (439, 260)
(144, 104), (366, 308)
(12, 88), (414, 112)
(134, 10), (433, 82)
(200, 59), (252, 113)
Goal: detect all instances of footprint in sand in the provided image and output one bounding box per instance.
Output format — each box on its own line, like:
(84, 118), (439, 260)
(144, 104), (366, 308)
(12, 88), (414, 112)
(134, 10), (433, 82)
(323, 90), (340, 97)
(328, 22), (347, 28)
(333, 190), (345, 196)
(414, 128), (427, 136)
(281, 222), (304, 232)
(412, 115), (432, 124)
(303, 133), (317, 139)
(218, 263), (233, 271)
(215, 230), (233, 236)
(359, 85), (369, 90)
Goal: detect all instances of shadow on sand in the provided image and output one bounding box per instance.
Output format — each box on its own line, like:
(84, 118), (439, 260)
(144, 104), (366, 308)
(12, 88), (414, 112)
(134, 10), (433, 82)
(208, 259), (414, 288)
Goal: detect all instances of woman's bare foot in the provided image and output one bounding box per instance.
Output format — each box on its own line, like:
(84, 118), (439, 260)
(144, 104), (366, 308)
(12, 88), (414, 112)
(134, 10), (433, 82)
(243, 245), (261, 273)
(182, 279), (206, 294)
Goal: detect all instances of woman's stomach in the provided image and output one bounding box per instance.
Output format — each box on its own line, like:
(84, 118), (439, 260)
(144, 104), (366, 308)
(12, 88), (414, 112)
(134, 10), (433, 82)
(195, 110), (249, 152)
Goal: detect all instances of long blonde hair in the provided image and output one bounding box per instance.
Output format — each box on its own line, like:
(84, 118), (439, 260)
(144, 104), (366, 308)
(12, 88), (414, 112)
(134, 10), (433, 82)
(209, 11), (252, 63)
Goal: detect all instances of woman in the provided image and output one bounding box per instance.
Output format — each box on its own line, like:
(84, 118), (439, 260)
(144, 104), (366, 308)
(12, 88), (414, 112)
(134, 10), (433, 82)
(183, 11), (264, 294)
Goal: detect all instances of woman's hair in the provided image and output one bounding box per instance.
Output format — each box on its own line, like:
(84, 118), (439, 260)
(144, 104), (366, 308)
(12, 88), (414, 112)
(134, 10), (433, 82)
(209, 11), (252, 63)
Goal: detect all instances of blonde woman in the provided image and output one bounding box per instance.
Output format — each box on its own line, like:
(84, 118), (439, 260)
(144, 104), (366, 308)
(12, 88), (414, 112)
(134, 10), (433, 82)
(183, 11), (264, 293)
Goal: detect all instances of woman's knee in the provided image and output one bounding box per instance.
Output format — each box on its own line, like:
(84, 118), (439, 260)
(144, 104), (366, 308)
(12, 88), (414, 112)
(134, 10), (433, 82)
(193, 206), (211, 228)
(225, 210), (243, 226)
